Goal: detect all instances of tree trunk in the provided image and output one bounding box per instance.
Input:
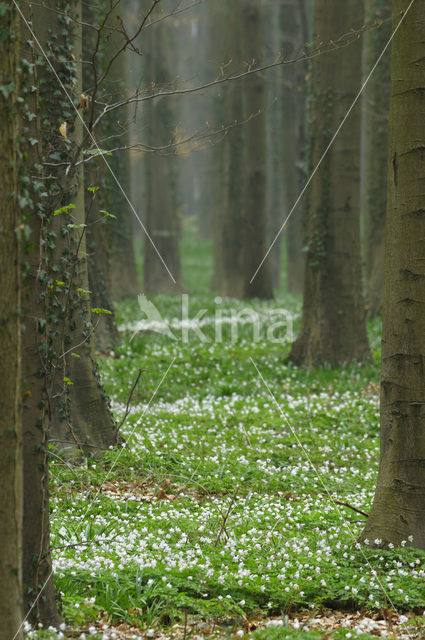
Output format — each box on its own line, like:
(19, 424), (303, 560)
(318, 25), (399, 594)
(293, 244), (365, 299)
(103, 23), (140, 302)
(219, 3), (245, 298)
(85, 188), (119, 352)
(83, 4), (118, 352)
(240, 0), (273, 300)
(143, 6), (183, 294)
(19, 1), (61, 626)
(289, 0), (370, 367)
(0, 6), (24, 638)
(363, 0), (391, 316)
(24, 0), (117, 453)
(360, 0), (425, 550)
(210, 3), (242, 294)
(213, 1), (273, 300)
(52, 0), (118, 452)
(284, 0), (309, 295)
(265, 0), (284, 289)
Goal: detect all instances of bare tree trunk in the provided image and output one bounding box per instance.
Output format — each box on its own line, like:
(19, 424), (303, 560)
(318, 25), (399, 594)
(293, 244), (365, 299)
(0, 6), (24, 637)
(363, 0), (391, 316)
(240, 0), (273, 299)
(265, 0), (284, 289)
(213, 1), (272, 299)
(209, 1), (228, 291)
(284, 0), (309, 295)
(211, 4), (243, 296)
(144, 5), (183, 294)
(103, 23), (140, 302)
(289, 0), (370, 367)
(360, 0), (425, 550)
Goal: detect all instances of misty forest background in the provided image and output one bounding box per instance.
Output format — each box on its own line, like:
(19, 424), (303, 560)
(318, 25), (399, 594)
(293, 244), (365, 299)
(2, 1), (425, 639)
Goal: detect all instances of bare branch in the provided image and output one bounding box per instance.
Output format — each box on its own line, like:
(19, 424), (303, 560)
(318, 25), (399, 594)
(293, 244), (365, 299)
(114, 369), (144, 444)
(90, 20), (381, 133)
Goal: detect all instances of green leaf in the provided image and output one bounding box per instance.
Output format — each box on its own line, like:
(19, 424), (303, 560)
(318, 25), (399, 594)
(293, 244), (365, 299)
(91, 308), (112, 316)
(53, 204), (75, 216)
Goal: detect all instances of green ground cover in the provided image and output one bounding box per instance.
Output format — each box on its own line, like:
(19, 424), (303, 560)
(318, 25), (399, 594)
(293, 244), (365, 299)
(26, 230), (425, 639)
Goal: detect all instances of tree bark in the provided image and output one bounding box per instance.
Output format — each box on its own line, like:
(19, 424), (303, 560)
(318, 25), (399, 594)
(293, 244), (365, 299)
(360, 0), (425, 550)
(363, 0), (391, 316)
(23, 0), (117, 453)
(83, 4), (118, 352)
(103, 21), (140, 302)
(218, 2), (245, 298)
(143, 5), (183, 294)
(19, 1), (61, 626)
(282, 0), (308, 295)
(289, 0), (370, 367)
(213, 1), (273, 299)
(265, 0), (285, 289)
(53, 0), (118, 452)
(0, 6), (24, 638)
(209, 1), (229, 292)
(240, 0), (273, 299)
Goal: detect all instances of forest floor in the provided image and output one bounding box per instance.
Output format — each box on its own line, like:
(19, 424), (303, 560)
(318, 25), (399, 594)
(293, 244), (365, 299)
(26, 230), (425, 640)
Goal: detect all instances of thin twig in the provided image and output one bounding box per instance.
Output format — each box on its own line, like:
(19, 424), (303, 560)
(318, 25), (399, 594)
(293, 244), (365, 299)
(114, 368), (144, 443)
(214, 486), (239, 546)
(332, 499), (369, 518)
